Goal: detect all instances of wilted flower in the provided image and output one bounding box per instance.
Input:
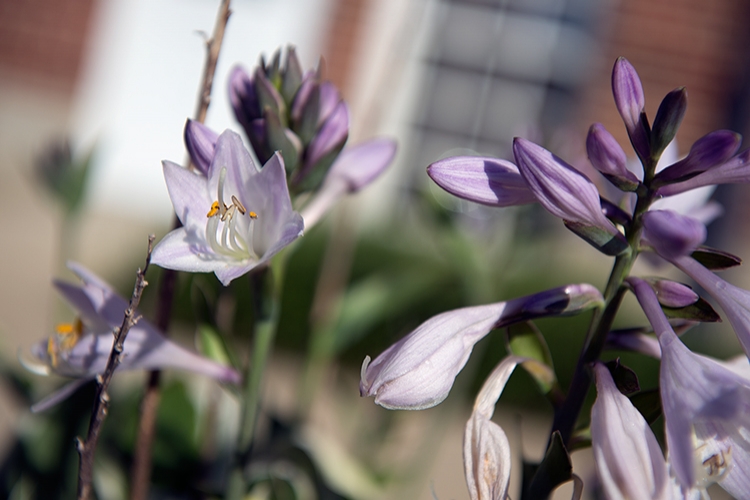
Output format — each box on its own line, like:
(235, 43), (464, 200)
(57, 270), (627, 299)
(24, 263), (241, 413)
(151, 130), (304, 285)
(590, 362), (671, 500)
(629, 277), (750, 496)
(360, 284), (602, 410)
(464, 356), (522, 500)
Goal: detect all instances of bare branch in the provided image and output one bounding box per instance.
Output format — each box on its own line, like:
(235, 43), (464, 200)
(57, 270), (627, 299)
(76, 235), (155, 500)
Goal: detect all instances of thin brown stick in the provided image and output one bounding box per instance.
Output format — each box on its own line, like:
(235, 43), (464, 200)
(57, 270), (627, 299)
(129, 2), (232, 499)
(76, 235), (155, 500)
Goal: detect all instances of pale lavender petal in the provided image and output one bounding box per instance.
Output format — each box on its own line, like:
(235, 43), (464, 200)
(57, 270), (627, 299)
(673, 255), (750, 358)
(208, 130), (258, 197)
(658, 149), (750, 196)
(326, 138), (397, 193)
(591, 363), (670, 500)
(290, 71), (316, 126)
(606, 330), (662, 359)
(243, 152), (303, 257)
(360, 284), (602, 410)
(184, 119), (218, 176)
(151, 228), (223, 274)
(464, 356), (521, 500)
(586, 123), (640, 189)
(512, 138), (620, 234)
(612, 57), (650, 159)
(427, 156), (536, 207)
(31, 378), (91, 413)
(642, 210), (706, 260)
(656, 130), (742, 183)
(161, 160), (212, 234)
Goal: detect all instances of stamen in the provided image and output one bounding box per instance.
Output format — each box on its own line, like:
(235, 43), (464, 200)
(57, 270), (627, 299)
(47, 337), (59, 368)
(249, 211), (258, 219)
(207, 201), (221, 218)
(231, 195), (246, 215)
(703, 448), (731, 479)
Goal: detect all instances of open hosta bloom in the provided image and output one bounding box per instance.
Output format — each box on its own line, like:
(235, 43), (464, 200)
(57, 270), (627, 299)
(591, 363), (671, 500)
(630, 278), (750, 496)
(464, 356), (522, 500)
(25, 263), (241, 412)
(151, 130), (304, 285)
(360, 284), (602, 410)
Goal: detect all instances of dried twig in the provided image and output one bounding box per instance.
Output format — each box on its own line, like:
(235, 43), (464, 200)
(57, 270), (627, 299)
(129, 2), (232, 499)
(76, 235), (155, 500)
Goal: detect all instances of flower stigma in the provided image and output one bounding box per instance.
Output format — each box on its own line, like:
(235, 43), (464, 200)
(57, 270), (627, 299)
(205, 167), (258, 260)
(693, 440), (732, 488)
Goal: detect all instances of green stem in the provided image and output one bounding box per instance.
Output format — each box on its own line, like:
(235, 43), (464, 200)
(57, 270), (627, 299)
(225, 256), (287, 500)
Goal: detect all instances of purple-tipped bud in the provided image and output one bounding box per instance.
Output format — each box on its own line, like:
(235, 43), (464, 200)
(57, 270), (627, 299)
(280, 46), (303, 103)
(642, 210), (706, 260)
(427, 156), (536, 207)
(658, 148), (750, 197)
(265, 109), (302, 172)
(253, 66), (286, 120)
(184, 119), (218, 176)
(648, 278), (699, 308)
(656, 130), (742, 184)
(587, 123), (640, 191)
(513, 138), (627, 254)
(317, 82), (342, 126)
(651, 87), (687, 157)
(294, 100), (349, 188)
(612, 57), (650, 160)
(360, 284), (602, 410)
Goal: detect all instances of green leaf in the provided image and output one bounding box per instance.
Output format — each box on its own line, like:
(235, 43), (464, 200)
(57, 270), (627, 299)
(662, 297), (721, 322)
(691, 246), (742, 270)
(523, 431), (572, 500)
(506, 323), (559, 398)
(197, 323), (239, 370)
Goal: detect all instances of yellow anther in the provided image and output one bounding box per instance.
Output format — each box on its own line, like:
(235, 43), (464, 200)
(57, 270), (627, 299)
(47, 337), (59, 368)
(231, 195), (247, 215)
(54, 318), (84, 350)
(207, 201), (221, 218)
(249, 211), (258, 219)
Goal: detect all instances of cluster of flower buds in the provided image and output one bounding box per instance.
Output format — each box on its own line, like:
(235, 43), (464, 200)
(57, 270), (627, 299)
(363, 56), (750, 499)
(229, 47), (349, 193)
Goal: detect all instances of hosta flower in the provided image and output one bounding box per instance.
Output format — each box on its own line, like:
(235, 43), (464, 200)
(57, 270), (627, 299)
(586, 123), (640, 191)
(590, 362), (671, 500)
(629, 277), (750, 496)
(151, 130), (304, 285)
(464, 356), (522, 500)
(24, 263), (241, 413)
(672, 255), (750, 358)
(360, 284), (602, 410)
(641, 210), (706, 260)
(612, 57), (650, 161)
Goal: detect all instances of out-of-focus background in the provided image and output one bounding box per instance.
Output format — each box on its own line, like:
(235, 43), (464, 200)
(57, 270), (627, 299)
(1, 0), (749, 498)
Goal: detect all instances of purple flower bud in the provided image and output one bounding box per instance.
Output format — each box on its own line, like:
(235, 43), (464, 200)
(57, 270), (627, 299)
(658, 148), (750, 197)
(184, 119), (218, 176)
(642, 210), (706, 260)
(656, 130), (742, 183)
(513, 138), (627, 253)
(427, 156), (536, 207)
(612, 57), (650, 160)
(587, 123), (640, 191)
(651, 87), (687, 156)
(294, 100), (349, 187)
(649, 279), (699, 308)
(360, 284), (602, 410)
(629, 277), (750, 496)
(591, 362), (670, 500)
(464, 356), (522, 500)
(253, 66), (286, 119)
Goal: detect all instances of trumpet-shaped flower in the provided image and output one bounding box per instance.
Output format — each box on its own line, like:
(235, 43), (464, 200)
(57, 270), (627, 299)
(672, 255), (750, 359)
(464, 356), (522, 500)
(590, 362), (671, 500)
(360, 284), (602, 410)
(629, 277), (750, 496)
(24, 263), (241, 413)
(151, 130), (304, 285)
